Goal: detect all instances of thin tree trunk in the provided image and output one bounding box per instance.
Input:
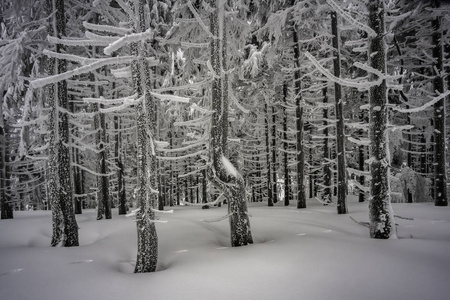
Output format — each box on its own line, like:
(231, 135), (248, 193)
(283, 83), (290, 206)
(322, 87), (332, 203)
(331, 11), (347, 214)
(292, 22), (306, 209)
(368, 0), (396, 239)
(272, 104), (278, 203)
(432, 0), (448, 206)
(265, 101), (273, 206)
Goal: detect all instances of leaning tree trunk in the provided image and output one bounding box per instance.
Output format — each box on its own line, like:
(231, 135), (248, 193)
(367, 0), (396, 239)
(331, 11), (347, 214)
(432, 0), (448, 207)
(131, 0), (158, 273)
(208, 0), (252, 247)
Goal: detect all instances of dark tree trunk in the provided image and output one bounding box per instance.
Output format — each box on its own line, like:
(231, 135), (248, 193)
(115, 116), (127, 215)
(283, 83), (290, 206)
(208, 0), (252, 247)
(432, 0), (448, 206)
(368, 0), (396, 239)
(265, 101), (273, 206)
(272, 104), (278, 204)
(292, 21), (306, 209)
(0, 106), (13, 219)
(322, 87), (332, 203)
(331, 11), (347, 214)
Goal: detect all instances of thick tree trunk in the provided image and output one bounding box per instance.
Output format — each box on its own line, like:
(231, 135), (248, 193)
(432, 0), (448, 206)
(209, 0), (252, 247)
(368, 0), (396, 239)
(131, 0), (158, 273)
(331, 11), (347, 214)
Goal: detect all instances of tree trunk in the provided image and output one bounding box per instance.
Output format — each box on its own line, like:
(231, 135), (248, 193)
(368, 0), (396, 239)
(115, 116), (127, 215)
(322, 87), (332, 203)
(283, 83), (290, 206)
(131, 0), (158, 273)
(0, 99), (13, 219)
(331, 11), (347, 214)
(293, 23), (306, 209)
(265, 101), (273, 206)
(272, 104), (278, 203)
(208, 0), (252, 247)
(432, 0), (448, 206)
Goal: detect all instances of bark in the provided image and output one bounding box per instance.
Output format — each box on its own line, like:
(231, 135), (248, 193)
(272, 104), (278, 203)
(331, 11), (347, 214)
(131, 0), (158, 273)
(115, 116), (127, 215)
(265, 101), (273, 206)
(322, 87), (332, 203)
(368, 0), (396, 239)
(432, 0), (448, 206)
(208, 0), (252, 247)
(283, 83), (290, 206)
(293, 23), (306, 209)
(0, 100), (13, 219)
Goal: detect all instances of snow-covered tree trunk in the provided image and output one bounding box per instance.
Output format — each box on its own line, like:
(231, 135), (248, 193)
(293, 23), (306, 209)
(432, 0), (448, 207)
(367, 0), (396, 239)
(131, 0), (158, 273)
(208, 0), (252, 247)
(331, 11), (347, 214)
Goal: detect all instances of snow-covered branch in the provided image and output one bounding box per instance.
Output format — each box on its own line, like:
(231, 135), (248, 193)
(104, 29), (153, 55)
(31, 56), (135, 88)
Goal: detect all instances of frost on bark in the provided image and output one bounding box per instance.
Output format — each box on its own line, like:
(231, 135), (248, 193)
(367, 0), (396, 239)
(45, 0), (78, 246)
(331, 11), (347, 214)
(432, 0), (448, 207)
(208, 0), (252, 247)
(131, 0), (158, 273)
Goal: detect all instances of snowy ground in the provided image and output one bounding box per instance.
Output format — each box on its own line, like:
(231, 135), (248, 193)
(1, 196), (450, 300)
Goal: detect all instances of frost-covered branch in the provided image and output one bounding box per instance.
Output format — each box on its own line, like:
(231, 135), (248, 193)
(31, 56), (135, 88)
(104, 29), (153, 55)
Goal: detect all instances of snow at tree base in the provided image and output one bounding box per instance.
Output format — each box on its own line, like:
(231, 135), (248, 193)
(1, 0), (450, 299)
(1, 198), (450, 300)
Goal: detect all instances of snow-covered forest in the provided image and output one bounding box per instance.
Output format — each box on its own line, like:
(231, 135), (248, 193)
(0, 0), (449, 299)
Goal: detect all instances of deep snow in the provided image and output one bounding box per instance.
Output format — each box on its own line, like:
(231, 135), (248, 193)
(1, 196), (449, 300)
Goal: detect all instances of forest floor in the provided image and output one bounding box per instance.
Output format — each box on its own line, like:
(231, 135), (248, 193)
(0, 195), (450, 300)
